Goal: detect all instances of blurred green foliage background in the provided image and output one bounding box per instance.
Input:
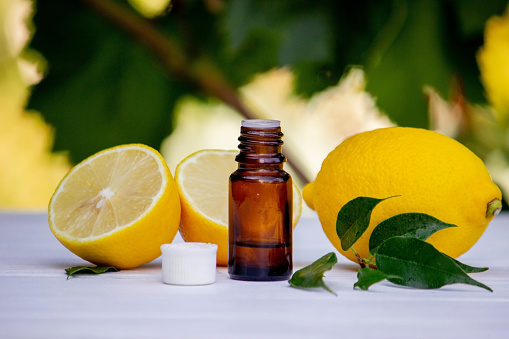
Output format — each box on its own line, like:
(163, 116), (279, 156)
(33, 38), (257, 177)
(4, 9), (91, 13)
(28, 0), (508, 165)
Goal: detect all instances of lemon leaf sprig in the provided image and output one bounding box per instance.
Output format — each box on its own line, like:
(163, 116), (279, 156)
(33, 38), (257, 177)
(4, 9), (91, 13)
(337, 196), (492, 291)
(290, 196), (493, 294)
(353, 237), (491, 291)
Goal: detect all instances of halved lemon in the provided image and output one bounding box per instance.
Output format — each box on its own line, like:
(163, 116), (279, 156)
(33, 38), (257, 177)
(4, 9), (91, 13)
(48, 144), (181, 269)
(175, 149), (302, 266)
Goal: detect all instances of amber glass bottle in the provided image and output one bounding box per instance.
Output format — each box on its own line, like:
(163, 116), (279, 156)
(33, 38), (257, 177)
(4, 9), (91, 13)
(228, 119), (293, 281)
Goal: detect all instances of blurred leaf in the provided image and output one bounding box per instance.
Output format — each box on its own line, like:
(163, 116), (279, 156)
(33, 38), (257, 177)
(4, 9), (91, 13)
(223, 0), (285, 51)
(452, 0), (509, 38)
(221, 29), (281, 86)
(25, 0), (509, 165)
(365, 0), (451, 128)
(365, 0), (508, 127)
(222, 0), (335, 93)
(278, 12), (332, 65)
(28, 1), (184, 163)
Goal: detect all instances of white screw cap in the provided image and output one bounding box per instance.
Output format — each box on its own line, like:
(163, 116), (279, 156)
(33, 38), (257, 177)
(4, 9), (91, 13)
(161, 243), (218, 285)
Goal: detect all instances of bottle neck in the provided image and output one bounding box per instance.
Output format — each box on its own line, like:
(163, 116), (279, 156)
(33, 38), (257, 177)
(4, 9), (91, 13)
(235, 123), (286, 169)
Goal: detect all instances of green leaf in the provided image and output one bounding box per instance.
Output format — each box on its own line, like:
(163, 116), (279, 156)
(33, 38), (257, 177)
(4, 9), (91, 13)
(224, 0), (286, 51)
(336, 196), (392, 251)
(375, 237), (492, 292)
(289, 252), (338, 295)
(442, 254), (489, 274)
(65, 266), (119, 279)
(354, 267), (389, 290)
(368, 213), (456, 254)
(365, 0), (452, 128)
(278, 12), (332, 65)
(28, 1), (183, 164)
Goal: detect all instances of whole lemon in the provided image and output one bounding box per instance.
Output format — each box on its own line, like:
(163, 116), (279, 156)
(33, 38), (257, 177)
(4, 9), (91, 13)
(303, 127), (502, 263)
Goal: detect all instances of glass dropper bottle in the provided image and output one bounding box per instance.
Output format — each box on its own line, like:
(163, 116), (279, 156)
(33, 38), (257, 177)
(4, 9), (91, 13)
(228, 119), (293, 281)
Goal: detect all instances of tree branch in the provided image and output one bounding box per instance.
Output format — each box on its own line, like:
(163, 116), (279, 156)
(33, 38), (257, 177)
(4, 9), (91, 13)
(79, 0), (310, 184)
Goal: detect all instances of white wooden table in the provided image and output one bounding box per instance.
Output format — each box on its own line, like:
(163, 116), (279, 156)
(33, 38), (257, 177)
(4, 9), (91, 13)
(1, 211), (508, 339)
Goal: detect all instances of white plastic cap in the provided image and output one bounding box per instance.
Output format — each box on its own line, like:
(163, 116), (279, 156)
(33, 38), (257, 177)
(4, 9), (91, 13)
(161, 243), (218, 285)
(241, 119), (280, 128)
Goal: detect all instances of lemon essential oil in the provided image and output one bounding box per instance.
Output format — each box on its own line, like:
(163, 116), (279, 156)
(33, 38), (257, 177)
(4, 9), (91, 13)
(228, 119), (293, 281)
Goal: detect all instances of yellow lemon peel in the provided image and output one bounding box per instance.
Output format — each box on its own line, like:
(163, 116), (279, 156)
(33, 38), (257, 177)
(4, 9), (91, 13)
(305, 127), (502, 263)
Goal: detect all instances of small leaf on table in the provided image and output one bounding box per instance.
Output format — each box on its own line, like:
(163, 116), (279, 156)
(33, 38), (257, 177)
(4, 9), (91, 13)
(289, 252), (338, 295)
(354, 267), (389, 290)
(375, 237), (492, 292)
(65, 266), (119, 279)
(368, 213), (457, 254)
(336, 196), (392, 251)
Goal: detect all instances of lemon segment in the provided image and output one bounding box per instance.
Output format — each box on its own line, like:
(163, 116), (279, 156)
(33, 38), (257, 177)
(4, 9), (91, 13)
(175, 149), (302, 266)
(48, 144), (181, 269)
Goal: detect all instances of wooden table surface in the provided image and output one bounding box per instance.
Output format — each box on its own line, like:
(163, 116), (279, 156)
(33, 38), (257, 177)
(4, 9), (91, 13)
(1, 211), (508, 339)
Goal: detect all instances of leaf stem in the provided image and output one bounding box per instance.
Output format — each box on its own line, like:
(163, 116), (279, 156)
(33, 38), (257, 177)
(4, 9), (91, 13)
(351, 247), (366, 268)
(365, 254), (375, 266)
(487, 198), (502, 218)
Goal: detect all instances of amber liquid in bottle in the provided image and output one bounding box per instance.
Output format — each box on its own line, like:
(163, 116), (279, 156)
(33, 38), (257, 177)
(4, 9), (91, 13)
(228, 119), (293, 281)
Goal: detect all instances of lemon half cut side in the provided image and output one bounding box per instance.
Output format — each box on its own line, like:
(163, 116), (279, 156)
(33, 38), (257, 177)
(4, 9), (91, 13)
(175, 149), (302, 266)
(48, 144), (181, 269)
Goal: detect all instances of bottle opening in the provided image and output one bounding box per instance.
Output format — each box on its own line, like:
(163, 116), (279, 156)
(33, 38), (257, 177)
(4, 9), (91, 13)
(241, 119), (280, 128)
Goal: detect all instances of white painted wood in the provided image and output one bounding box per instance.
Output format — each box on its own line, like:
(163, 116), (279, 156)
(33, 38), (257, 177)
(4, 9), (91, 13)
(1, 212), (508, 338)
